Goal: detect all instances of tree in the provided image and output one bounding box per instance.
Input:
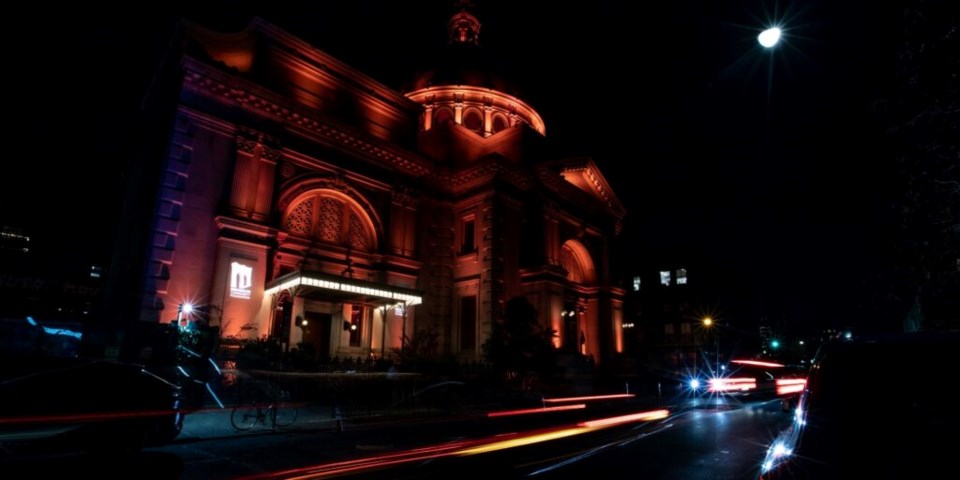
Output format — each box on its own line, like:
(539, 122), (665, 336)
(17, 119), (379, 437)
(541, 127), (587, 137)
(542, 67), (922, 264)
(393, 326), (442, 366)
(868, 0), (959, 331)
(481, 297), (557, 388)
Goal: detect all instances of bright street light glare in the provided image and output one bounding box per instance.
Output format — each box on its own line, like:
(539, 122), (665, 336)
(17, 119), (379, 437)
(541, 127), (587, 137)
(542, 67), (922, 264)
(758, 27), (781, 48)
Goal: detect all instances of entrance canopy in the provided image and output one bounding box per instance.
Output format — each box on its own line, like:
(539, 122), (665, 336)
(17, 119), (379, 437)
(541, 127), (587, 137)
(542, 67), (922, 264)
(264, 270), (422, 307)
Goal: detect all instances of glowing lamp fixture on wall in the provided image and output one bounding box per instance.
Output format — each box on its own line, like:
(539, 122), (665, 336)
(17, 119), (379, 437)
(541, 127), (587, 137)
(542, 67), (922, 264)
(177, 303), (194, 328)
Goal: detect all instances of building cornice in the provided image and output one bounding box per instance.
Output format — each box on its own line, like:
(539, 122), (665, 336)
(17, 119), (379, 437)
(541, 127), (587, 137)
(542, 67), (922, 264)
(250, 17), (420, 114)
(180, 57), (434, 178)
(433, 155), (532, 194)
(270, 48), (416, 129)
(215, 215), (280, 241)
(406, 84), (545, 136)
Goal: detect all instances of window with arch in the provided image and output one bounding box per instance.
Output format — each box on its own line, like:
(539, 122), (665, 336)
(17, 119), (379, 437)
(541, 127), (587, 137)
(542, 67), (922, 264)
(491, 113), (509, 133)
(462, 107), (483, 133)
(434, 107), (454, 126)
(282, 190), (376, 252)
(559, 246), (585, 284)
(559, 240), (597, 285)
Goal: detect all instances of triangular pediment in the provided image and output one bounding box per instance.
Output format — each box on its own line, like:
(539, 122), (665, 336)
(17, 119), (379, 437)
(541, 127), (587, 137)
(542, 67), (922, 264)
(540, 157), (625, 219)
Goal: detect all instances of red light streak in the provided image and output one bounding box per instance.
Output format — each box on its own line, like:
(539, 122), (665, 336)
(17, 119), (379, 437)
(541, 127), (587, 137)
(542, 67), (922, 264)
(0, 409), (178, 425)
(708, 377), (757, 392)
(775, 378), (807, 395)
(730, 359), (785, 368)
(487, 404), (586, 417)
(237, 439), (488, 480)
(542, 393), (635, 403)
(238, 408), (671, 479)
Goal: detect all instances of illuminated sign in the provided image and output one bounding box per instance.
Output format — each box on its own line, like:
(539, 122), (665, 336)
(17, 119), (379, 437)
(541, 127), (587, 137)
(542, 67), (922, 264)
(230, 261), (253, 299)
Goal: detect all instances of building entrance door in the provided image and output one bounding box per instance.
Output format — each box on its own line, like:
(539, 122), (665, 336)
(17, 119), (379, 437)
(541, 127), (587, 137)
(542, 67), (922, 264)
(303, 312), (332, 359)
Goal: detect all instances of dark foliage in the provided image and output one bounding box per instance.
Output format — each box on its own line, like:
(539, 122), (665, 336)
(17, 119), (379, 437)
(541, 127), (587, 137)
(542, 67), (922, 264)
(481, 296), (557, 388)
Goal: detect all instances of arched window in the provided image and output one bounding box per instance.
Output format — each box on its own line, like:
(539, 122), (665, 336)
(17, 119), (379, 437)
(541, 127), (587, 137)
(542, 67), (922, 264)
(492, 113), (509, 133)
(282, 190), (376, 252)
(434, 107), (454, 126)
(560, 240), (597, 285)
(462, 107), (483, 133)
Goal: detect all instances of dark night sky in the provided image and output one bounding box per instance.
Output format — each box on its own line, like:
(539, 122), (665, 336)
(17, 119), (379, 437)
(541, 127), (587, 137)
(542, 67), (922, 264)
(2, 1), (913, 331)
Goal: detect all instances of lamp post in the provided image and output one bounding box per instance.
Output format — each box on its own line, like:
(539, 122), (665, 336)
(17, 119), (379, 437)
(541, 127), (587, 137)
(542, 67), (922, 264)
(757, 24), (782, 124)
(703, 317), (718, 375)
(397, 302), (408, 357)
(178, 303), (193, 328)
(379, 305), (388, 360)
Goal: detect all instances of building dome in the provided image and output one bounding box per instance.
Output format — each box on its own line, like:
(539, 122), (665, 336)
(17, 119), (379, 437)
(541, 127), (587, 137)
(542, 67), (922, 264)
(408, 45), (519, 96)
(404, 7), (545, 137)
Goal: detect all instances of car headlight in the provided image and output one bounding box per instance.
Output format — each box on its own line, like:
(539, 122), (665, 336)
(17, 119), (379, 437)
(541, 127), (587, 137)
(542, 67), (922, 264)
(761, 440), (793, 474)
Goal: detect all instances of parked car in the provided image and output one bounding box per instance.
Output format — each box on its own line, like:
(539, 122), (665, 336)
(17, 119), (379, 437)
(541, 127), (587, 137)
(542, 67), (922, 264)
(759, 331), (959, 479)
(0, 356), (183, 457)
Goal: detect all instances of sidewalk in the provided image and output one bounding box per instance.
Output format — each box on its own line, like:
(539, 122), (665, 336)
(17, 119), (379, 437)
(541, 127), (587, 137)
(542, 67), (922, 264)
(175, 401), (490, 443)
(173, 366), (687, 444)
(175, 392), (681, 445)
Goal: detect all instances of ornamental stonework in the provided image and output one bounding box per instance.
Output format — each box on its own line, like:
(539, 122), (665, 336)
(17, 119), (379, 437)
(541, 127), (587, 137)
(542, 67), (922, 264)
(317, 197), (345, 243)
(236, 133), (282, 162)
(391, 185), (419, 208)
(284, 198), (313, 235)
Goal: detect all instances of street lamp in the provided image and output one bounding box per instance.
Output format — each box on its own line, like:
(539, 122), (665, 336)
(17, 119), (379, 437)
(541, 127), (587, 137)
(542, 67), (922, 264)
(758, 27), (781, 48)
(379, 305), (389, 360)
(178, 303), (194, 328)
(396, 302), (408, 357)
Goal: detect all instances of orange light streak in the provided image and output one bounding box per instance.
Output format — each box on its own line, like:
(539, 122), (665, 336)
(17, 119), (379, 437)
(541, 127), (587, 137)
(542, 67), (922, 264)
(542, 393), (635, 403)
(487, 404), (586, 417)
(576, 409), (670, 428)
(238, 408), (671, 479)
(236, 439), (488, 480)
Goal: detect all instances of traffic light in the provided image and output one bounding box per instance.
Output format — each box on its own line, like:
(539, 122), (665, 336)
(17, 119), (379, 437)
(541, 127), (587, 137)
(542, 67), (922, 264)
(771, 339), (780, 349)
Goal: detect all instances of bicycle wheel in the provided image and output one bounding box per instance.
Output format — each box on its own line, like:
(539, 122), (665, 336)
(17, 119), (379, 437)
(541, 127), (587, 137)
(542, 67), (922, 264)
(231, 404), (261, 430)
(271, 404), (299, 428)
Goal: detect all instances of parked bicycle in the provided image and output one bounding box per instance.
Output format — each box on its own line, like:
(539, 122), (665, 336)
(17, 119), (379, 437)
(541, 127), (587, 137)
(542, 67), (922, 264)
(230, 388), (299, 430)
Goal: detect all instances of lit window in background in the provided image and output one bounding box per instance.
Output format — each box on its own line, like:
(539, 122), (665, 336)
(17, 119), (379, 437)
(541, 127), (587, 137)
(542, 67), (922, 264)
(660, 270), (671, 286)
(676, 268), (687, 285)
(632, 276), (641, 292)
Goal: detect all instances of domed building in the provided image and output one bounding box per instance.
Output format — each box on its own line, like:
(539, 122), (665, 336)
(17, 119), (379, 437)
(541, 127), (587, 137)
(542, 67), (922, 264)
(404, 8), (544, 139)
(114, 6), (627, 367)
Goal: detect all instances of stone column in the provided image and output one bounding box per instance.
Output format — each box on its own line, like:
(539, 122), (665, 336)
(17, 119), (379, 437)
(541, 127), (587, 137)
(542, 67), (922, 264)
(423, 104), (433, 131)
(483, 106), (493, 137)
(231, 132), (280, 221)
